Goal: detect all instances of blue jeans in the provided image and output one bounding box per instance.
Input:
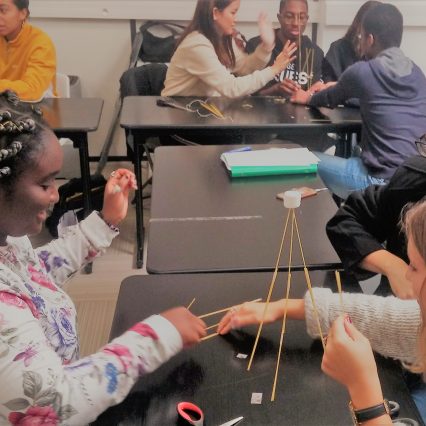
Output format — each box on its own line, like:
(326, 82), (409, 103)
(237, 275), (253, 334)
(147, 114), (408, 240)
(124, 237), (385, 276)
(313, 152), (386, 200)
(403, 371), (426, 424)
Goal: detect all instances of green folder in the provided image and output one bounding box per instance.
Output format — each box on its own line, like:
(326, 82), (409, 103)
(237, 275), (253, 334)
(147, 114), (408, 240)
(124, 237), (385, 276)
(229, 164), (318, 178)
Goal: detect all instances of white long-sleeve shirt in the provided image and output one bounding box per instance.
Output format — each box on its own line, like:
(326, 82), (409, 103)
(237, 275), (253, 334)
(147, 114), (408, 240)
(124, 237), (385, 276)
(162, 31), (276, 98)
(0, 212), (182, 425)
(305, 288), (420, 365)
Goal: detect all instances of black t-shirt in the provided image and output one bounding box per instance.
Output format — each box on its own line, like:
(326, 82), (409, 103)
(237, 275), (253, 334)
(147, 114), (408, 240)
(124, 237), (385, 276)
(322, 37), (358, 82)
(246, 30), (324, 92)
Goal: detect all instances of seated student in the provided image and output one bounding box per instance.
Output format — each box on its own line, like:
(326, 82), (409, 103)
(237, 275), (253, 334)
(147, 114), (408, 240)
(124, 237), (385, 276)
(327, 151), (426, 299)
(291, 3), (426, 200)
(247, 0), (324, 97)
(217, 199), (426, 424)
(162, 0), (297, 98)
(322, 0), (381, 83)
(0, 0), (56, 101)
(0, 90), (206, 424)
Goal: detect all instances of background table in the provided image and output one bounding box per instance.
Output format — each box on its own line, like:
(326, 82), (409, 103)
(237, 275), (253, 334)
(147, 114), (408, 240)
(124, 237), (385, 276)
(121, 96), (361, 268)
(147, 145), (340, 273)
(92, 272), (422, 426)
(40, 97), (104, 216)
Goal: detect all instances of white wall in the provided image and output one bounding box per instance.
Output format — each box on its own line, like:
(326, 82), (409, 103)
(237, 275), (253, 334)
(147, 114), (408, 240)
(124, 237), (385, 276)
(30, 0), (426, 157)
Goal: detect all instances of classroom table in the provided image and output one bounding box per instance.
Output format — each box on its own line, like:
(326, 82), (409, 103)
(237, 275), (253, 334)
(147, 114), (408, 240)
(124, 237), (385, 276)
(40, 97), (104, 216)
(120, 96), (361, 268)
(146, 144), (340, 273)
(92, 272), (423, 426)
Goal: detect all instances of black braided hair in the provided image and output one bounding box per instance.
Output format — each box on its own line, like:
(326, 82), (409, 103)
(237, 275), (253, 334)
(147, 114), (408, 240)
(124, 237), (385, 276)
(0, 90), (50, 195)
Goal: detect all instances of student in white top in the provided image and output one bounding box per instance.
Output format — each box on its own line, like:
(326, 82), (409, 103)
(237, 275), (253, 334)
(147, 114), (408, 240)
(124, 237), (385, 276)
(162, 0), (297, 98)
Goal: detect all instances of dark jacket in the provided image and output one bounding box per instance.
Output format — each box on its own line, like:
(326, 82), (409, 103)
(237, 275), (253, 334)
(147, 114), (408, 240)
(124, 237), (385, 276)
(326, 155), (426, 283)
(247, 31), (324, 94)
(322, 37), (358, 83)
(311, 47), (426, 179)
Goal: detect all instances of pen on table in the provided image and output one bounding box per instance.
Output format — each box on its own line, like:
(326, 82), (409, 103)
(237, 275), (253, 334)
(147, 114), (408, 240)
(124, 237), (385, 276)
(224, 146), (252, 154)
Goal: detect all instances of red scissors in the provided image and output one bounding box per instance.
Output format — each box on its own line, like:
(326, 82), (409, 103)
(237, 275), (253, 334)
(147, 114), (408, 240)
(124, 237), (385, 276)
(177, 402), (243, 426)
(177, 402), (204, 426)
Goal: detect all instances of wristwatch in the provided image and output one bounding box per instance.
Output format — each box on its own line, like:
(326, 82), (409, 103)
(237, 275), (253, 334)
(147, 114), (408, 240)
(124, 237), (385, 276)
(349, 399), (391, 425)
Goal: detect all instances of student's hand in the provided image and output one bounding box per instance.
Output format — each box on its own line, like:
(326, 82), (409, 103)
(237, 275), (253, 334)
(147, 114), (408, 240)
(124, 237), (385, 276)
(322, 315), (390, 423)
(101, 168), (137, 226)
(278, 78), (301, 95)
(161, 307), (207, 347)
(322, 315), (380, 395)
(360, 250), (415, 299)
(258, 12), (275, 51)
(310, 81), (326, 93)
(310, 80), (336, 93)
(217, 299), (305, 334)
(290, 88), (312, 104)
(387, 259), (415, 299)
(271, 41), (297, 75)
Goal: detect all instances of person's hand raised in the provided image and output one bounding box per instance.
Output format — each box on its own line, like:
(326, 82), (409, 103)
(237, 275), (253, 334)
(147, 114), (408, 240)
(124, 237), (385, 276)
(258, 12), (275, 51)
(101, 168), (137, 226)
(271, 41), (297, 75)
(161, 307), (206, 347)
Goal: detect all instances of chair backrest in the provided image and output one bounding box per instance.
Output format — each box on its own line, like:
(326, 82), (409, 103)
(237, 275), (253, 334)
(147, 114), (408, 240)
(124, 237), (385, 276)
(56, 73), (71, 98)
(119, 63), (168, 99)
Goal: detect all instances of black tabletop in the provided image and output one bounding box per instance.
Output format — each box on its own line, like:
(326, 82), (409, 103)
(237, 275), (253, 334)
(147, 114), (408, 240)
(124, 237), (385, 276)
(92, 272), (422, 426)
(39, 97), (103, 132)
(120, 96), (361, 134)
(147, 145), (341, 274)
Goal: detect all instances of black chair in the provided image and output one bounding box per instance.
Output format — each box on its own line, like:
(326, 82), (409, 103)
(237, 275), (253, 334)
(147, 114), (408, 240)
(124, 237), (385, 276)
(120, 62), (168, 98)
(118, 63), (169, 196)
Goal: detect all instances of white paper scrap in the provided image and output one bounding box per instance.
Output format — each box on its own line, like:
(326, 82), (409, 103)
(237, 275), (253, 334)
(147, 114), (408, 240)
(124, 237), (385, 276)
(251, 393), (263, 405)
(236, 353), (248, 359)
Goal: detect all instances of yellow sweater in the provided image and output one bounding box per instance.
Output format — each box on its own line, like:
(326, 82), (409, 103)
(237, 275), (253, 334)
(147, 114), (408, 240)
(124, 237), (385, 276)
(0, 23), (56, 101)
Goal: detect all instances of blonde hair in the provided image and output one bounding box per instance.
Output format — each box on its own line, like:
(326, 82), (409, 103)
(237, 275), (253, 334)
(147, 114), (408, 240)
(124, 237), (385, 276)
(401, 199), (426, 373)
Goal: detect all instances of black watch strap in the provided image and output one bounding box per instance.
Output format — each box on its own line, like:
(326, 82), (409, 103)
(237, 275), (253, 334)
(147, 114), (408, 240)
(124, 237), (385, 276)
(349, 399), (390, 424)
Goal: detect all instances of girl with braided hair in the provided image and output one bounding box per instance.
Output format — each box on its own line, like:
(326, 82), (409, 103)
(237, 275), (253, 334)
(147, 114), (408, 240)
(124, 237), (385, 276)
(0, 0), (56, 101)
(0, 91), (206, 425)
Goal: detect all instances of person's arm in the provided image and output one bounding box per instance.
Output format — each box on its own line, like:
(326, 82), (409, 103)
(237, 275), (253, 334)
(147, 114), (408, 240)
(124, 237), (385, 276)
(0, 289), (205, 425)
(360, 250), (413, 299)
(322, 315), (392, 425)
(177, 34), (295, 98)
(326, 168), (419, 298)
(233, 12), (275, 75)
(304, 289), (419, 364)
(292, 62), (362, 107)
(218, 288), (419, 365)
(217, 298), (304, 334)
(35, 169), (137, 288)
(0, 33), (56, 101)
(326, 185), (391, 277)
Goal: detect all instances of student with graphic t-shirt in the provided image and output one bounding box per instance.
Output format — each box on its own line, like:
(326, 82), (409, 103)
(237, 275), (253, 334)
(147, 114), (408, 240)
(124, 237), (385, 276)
(246, 0), (324, 97)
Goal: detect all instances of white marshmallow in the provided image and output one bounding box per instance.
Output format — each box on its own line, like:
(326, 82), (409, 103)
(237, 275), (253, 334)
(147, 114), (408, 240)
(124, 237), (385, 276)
(283, 190), (301, 208)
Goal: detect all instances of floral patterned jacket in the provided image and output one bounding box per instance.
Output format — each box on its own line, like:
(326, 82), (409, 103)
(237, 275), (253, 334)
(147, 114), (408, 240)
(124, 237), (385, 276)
(0, 212), (182, 425)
